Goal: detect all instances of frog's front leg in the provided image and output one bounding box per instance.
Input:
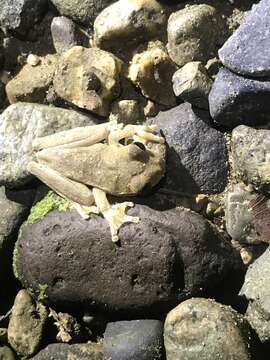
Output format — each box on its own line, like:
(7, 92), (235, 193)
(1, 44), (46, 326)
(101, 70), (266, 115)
(27, 161), (94, 206)
(90, 188), (140, 242)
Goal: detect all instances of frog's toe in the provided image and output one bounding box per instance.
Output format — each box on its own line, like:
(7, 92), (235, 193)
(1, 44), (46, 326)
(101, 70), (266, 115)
(73, 203), (100, 219)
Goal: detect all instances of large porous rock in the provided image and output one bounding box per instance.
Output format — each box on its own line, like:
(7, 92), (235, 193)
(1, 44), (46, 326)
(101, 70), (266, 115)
(30, 343), (104, 360)
(104, 320), (164, 360)
(231, 125), (270, 194)
(167, 4), (223, 67)
(172, 61), (213, 110)
(128, 41), (176, 107)
(209, 67), (270, 129)
(219, 0), (270, 77)
(50, 0), (115, 25)
(0, 103), (98, 188)
(7, 290), (48, 358)
(53, 46), (122, 116)
(93, 0), (167, 59)
(14, 196), (241, 315)
(240, 247), (270, 342)
(6, 54), (59, 105)
(0, 0), (47, 35)
(164, 298), (252, 360)
(149, 103), (228, 194)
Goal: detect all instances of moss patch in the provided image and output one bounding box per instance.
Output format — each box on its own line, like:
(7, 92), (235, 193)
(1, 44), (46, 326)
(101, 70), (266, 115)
(13, 191), (72, 281)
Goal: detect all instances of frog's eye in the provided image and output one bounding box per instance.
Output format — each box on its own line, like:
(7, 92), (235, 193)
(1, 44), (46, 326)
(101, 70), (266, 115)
(133, 142), (146, 151)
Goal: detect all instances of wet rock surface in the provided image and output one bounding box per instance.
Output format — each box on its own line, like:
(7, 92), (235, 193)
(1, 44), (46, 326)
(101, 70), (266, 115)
(209, 67), (270, 129)
(14, 201), (240, 314)
(164, 298), (252, 360)
(0, 103), (98, 187)
(104, 320), (164, 360)
(150, 103), (228, 194)
(219, 0), (270, 77)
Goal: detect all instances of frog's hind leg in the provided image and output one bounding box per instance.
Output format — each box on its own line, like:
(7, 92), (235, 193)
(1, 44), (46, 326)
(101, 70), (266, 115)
(27, 161), (94, 206)
(91, 188), (140, 242)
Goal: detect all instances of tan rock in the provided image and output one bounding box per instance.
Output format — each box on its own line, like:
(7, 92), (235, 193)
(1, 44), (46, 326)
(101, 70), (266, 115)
(53, 46), (122, 116)
(6, 54), (59, 104)
(128, 41), (176, 106)
(93, 0), (167, 59)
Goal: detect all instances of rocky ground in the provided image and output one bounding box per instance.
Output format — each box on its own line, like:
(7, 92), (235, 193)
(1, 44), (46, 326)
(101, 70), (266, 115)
(1, 0), (270, 359)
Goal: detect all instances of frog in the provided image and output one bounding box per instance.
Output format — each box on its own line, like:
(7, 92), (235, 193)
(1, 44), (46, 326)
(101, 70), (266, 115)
(27, 121), (166, 242)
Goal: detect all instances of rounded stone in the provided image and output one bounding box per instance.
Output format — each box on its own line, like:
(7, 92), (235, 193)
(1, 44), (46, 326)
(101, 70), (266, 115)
(164, 298), (252, 360)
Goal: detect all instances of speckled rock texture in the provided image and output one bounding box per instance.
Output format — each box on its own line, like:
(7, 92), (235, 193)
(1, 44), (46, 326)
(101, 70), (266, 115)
(209, 67), (270, 129)
(231, 125), (270, 194)
(51, 17), (83, 54)
(149, 103), (228, 194)
(219, 0), (270, 77)
(30, 343), (104, 360)
(0, 103), (98, 187)
(7, 290), (48, 357)
(14, 202), (241, 315)
(104, 320), (164, 360)
(240, 248), (270, 342)
(50, 0), (115, 25)
(164, 298), (252, 360)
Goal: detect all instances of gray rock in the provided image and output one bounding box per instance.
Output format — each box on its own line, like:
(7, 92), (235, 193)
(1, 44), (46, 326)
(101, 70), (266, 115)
(50, 0), (115, 25)
(164, 298), (252, 360)
(14, 195), (241, 314)
(231, 126), (270, 194)
(0, 346), (15, 360)
(219, 0), (270, 77)
(240, 247), (270, 342)
(149, 103), (228, 194)
(30, 342), (104, 360)
(167, 5), (223, 67)
(209, 67), (270, 129)
(0, 103), (99, 187)
(8, 290), (48, 357)
(0, 0), (47, 35)
(104, 320), (164, 360)
(172, 61), (213, 109)
(93, 0), (167, 59)
(51, 17), (80, 54)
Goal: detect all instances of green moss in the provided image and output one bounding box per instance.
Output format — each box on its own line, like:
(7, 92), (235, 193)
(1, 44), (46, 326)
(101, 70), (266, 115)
(13, 191), (72, 281)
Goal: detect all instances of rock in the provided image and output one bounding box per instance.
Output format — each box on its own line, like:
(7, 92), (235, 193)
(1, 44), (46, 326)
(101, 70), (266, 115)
(8, 290), (48, 357)
(219, 0), (270, 77)
(128, 41), (176, 106)
(104, 320), (164, 360)
(53, 46), (122, 116)
(50, 0), (115, 25)
(51, 16), (87, 54)
(93, 0), (167, 59)
(30, 342), (104, 360)
(231, 125), (270, 194)
(172, 61), (213, 109)
(0, 346), (16, 360)
(209, 67), (270, 129)
(0, 0), (47, 35)
(0, 103), (98, 187)
(14, 194), (241, 314)
(240, 247), (270, 342)
(164, 298), (252, 360)
(149, 103), (228, 194)
(167, 4), (223, 67)
(6, 54), (59, 105)
(110, 100), (143, 124)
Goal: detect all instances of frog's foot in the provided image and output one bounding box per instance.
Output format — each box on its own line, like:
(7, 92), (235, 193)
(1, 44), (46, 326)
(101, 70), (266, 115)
(72, 203), (100, 219)
(102, 202), (140, 242)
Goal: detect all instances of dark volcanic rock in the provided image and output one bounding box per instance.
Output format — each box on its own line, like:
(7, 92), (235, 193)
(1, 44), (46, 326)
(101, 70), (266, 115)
(31, 343), (104, 360)
(104, 320), (164, 360)
(209, 67), (270, 129)
(219, 0), (270, 77)
(0, 0), (47, 35)
(14, 200), (241, 315)
(150, 103), (228, 194)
